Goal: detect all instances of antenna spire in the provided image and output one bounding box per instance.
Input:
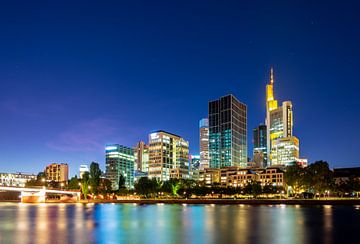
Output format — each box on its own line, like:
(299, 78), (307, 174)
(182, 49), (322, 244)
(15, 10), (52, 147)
(270, 67), (274, 84)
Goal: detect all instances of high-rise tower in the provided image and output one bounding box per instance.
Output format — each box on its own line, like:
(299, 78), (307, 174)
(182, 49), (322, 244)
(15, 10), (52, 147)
(199, 118), (209, 170)
(209, 94), (247, 168)
(265, 68), (296, 166)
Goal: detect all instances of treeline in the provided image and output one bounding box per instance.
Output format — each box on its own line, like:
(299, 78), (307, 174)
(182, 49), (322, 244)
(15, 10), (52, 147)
(285, 160), (360, 197)
(134, 177), (285, 199)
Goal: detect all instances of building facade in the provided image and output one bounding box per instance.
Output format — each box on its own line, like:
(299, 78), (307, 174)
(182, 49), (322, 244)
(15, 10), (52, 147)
(271, 136), (299, 166)
(199, 166), (285, 188)
(199, 118), (209, 170)
(0, 172), (36, 187)
(209, 94), (247, 168)
(265, 69), (298, 166)
(253, 124), (267, 167)
(133, 141), (149, 172)
(148, 130), (189, 181)
(45, 163), (69, 183)
(105, 144), (135, 189)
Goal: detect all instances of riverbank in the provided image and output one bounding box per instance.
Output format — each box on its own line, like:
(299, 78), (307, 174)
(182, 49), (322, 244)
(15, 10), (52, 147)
(80, 198), (360, 205)
(2, 198), (360, 205)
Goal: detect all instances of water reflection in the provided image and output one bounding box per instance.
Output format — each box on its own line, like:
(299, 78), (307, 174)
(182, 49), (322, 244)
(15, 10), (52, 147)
(0, 203), (359, 244)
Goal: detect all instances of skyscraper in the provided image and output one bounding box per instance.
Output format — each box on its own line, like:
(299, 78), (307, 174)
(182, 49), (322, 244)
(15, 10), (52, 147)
(209, 94), (247, 168)
(133, 141), (149, 172)
(253, 124), (267, 167)
(265, 68), (297, 166)
(105, 144), (135, 189)
(199, 118), (209, 170)
(148, 130), (189, 181)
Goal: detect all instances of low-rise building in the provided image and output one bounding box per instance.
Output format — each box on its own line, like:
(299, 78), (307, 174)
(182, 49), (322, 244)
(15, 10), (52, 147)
(45, 163), (69, 183)
(257, 167), (284, 186)
(198, 168), (220, 186)
(333, 167), (360, 184)
(0, 172), (37, 187)
(199, 166), (285, 188)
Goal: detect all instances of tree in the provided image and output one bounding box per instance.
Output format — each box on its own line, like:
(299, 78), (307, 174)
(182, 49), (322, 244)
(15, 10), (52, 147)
(99, 178), (112, 198)
(89, 162), (102, 194)
(81, 172), (90, 199)
(284, 164), (306, 195)
(25, 172), (46, 187)
(118, 174), (126, 190)
(263, 183), (275, 198)
(305, 161), (333, 195)
(244, 181), (262, 198)
(171, 181), (181, 196)
(134, 177), (157, 198)
(68, 176), (80, 190)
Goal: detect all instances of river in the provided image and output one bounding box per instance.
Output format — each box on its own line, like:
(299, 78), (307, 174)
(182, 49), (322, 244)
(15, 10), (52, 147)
(0, 203), (359, 243)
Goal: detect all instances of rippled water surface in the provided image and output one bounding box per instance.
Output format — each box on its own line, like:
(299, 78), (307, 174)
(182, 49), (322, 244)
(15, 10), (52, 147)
(0, 203), (359, 243)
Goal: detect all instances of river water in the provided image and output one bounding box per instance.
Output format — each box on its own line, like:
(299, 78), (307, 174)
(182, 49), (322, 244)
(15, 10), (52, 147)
(0, 203), (359, 243)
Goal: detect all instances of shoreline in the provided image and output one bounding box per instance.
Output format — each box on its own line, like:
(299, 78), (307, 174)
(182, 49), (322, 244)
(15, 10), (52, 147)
(2, 199), (360, 205)
(86, 199), (360, 205)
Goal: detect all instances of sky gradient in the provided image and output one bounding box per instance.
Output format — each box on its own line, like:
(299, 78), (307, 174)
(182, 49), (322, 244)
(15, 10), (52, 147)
(0, 1), (359, 176)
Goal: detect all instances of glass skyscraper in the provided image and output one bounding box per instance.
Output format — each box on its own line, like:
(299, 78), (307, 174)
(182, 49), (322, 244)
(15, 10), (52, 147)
(253, 124), (267, 167)
(209, 94), (247, 168)
(105, 144), (135, 190)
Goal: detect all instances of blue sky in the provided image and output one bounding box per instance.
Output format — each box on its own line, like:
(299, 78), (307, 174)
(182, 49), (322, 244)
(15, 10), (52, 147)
(0, 1), (359, 176)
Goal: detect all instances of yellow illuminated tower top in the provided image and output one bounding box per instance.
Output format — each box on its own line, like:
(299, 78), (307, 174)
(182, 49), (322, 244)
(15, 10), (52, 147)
(266, 68), (278, 112)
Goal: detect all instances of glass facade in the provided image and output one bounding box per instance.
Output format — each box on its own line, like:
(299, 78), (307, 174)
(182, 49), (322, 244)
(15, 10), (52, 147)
(105, 144), (135, 190)
(209, 94), (247, 168)
(253, 124), (267, 167)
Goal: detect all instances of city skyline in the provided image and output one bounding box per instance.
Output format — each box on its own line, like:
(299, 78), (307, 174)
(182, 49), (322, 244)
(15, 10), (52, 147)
(1, 1), (360, 176)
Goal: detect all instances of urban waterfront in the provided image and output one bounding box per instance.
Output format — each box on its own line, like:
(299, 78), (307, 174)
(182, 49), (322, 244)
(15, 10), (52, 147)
(0, 203), (360, 243)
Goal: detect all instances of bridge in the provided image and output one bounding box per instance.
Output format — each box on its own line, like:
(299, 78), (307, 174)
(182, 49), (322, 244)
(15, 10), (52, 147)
(0, 186), (81, 203)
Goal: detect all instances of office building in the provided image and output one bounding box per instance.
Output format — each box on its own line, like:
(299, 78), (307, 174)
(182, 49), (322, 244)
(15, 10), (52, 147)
(105, 144), (135, 189)
(253, 124), (267, 167)
(45, 163), (69, 183)
(265, 69), (297, 166)
(271, 136), (299, 166)
(0, 172), (36, 187)
(133, 141), (149, 172)
(209, 94), (247, 168)
(148, 130), (189, 181)
(199, 118), (209, 169)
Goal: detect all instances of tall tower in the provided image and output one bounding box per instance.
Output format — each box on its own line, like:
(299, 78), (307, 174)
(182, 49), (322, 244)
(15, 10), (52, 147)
(199, 118), (209, 170)
(265, 68), (295, 166)
(265, 68), (278, 166)
(209, 94), (247, 168)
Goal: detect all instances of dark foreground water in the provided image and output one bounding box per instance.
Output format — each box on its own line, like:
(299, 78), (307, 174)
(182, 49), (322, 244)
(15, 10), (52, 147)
(0, 203), (359, 244)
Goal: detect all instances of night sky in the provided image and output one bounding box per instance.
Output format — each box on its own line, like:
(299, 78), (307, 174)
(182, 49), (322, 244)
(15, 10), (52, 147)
(0, 1), (359, 176)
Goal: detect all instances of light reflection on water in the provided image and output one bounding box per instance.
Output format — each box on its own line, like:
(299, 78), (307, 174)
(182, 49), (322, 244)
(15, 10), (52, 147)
(0, 203), (359, 244)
